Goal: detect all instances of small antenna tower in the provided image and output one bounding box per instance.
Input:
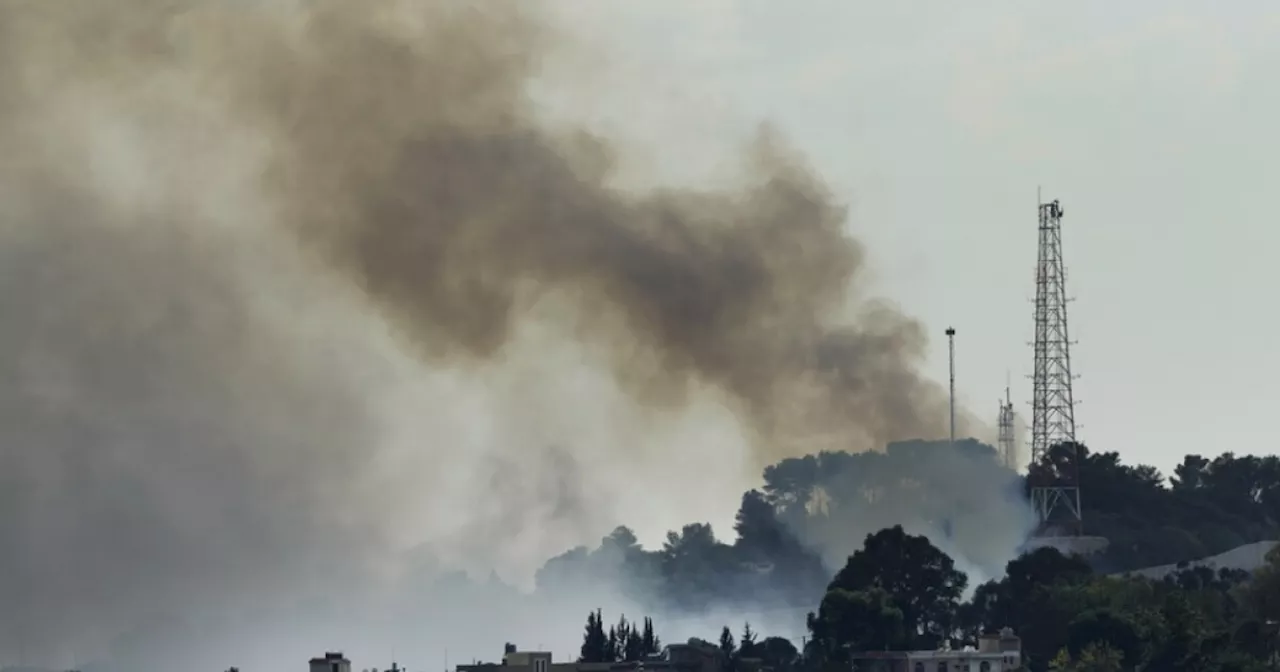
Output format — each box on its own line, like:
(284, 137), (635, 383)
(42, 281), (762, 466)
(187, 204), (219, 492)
(998, 378), (1016, 470)
(1029, 196), (1081, 536)
(946, 327), (956, 448)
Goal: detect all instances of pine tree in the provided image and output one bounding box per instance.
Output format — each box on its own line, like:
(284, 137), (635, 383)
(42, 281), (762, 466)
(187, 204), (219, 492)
(617, 615), (645, 662)
(580, 609), (609, 663)
(579, 610), (595, 662)
(615, 615), (631, 661)
(740, 622), (757, 658)
(641, 617), (661, 655)
(605, 625), (618, 662)
(719, 626), (737, 672)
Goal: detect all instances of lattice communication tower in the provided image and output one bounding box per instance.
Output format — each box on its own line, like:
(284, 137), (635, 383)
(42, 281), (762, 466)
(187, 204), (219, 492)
(1029, 197), (1081, 536)
(998, 385), (1016, 470)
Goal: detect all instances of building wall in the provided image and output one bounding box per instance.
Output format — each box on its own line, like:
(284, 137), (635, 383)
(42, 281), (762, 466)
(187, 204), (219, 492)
(502, 651), (551, 672)
(849, 659), (910, 672)
(458, 643), (720, 672)
(902, 652), (1021, 672)
(851, 650), (1023, 672)
(309, 654), (352, 672)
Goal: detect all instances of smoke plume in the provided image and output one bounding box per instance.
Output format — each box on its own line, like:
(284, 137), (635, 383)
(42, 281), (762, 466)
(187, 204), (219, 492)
(0, 1), (989, 669)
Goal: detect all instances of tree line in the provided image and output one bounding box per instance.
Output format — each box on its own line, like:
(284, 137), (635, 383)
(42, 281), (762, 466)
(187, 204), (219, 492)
(1034, 443), (1280, 570)
(540, 439), (1280, 617)
(582, 524), (1280, 671)
(551, 439), (1280, 670)
(579, 612), (661, 663)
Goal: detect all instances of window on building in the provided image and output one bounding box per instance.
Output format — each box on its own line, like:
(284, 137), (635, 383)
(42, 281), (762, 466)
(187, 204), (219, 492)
(938, 662), (949, 672)
(914, 663), (925, 672)
(979, 663), (991, 672)
(534, 659), (548, 672)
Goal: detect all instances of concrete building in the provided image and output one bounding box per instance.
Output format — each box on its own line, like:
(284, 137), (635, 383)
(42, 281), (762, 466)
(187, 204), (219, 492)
(457, 639), (723, 672)
(310, 652), (352, 672)
(848, 629), (1023, 672)
(491, 649), (552, 672)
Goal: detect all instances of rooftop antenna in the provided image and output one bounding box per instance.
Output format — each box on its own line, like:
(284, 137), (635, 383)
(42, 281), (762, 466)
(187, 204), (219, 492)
(946, 327), (957, 448)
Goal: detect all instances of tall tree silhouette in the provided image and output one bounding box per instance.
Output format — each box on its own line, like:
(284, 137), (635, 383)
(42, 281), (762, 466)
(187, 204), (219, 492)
(579, 609), (608, 663)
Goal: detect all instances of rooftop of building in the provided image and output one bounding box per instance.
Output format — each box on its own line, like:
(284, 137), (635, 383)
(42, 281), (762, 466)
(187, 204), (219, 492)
(457, 638), (727, 671)
(849, 628), (1022, 660)
(848, 651), (1014, 660)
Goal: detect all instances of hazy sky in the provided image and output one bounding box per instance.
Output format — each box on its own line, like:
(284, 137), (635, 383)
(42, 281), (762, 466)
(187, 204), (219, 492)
(2, 4), (1270, 666)
(542, 1), (1280, 479)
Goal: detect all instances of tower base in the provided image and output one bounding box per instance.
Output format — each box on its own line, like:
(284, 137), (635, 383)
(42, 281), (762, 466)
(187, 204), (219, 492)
(1021, 534), (1109, 557)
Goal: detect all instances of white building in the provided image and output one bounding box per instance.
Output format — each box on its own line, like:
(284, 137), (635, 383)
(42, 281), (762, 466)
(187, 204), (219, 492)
(849, 628), (1023, 672)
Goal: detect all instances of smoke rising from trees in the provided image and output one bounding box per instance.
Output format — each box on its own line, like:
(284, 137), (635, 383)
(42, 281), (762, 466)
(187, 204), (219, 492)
(225, 0), (960, 452)
(0, 1), (1014, 669)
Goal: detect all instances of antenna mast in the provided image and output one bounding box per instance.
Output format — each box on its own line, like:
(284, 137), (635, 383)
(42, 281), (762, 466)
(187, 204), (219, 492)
(998, 378), (1017, 470)
(1029, 196), (1082, 536)
(946, 327), (956, 448)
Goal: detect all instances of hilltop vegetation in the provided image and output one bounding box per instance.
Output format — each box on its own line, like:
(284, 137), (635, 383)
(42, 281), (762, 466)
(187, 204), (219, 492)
(362, 439), (1280, 671)
(1044, 443), (1280, 570)
(538, 439), (1280, 618)
(578, 527), (1280, 671)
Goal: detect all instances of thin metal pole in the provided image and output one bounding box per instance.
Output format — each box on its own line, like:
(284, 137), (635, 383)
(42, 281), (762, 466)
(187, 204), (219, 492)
(946, 327), (956, 448)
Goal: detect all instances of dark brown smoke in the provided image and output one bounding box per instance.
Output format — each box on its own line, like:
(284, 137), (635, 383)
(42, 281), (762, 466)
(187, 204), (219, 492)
(0, 1), (970, 668)
(181, 0), (950, 451)
(12, 0), (954, 450)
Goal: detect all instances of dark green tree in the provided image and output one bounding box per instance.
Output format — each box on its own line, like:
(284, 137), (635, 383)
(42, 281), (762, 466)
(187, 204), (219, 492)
(734, 490), (829, 603)
(807, 586), (905, 665)
(739, 622), (757, 658)
(718, 626), (736, 672)
(621, 616), (644, 661)
(964, 547), (1093, 667)
(661, 523), (737, 610)
(1066, 609), (1143, 670)
(760, 439), (1020, 579)
(754, 637), (799, 672)
(1240, 545), (1280, 622)
(1049, 642), (1124, 672)
(579, 609), (608, 663)
(641, 617), (661, 656)
(613, 615), (630, 661)
(824, 525), (965, 647)
(605, 625), (618, 663)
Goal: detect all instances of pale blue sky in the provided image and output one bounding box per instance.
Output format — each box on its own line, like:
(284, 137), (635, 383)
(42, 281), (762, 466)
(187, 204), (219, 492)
(544, 1), (1280, 478)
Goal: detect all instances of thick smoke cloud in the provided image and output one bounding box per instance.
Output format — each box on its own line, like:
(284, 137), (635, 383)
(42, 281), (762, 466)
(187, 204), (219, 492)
(190, 0), (955, 452)
(0, 1), (994, 669)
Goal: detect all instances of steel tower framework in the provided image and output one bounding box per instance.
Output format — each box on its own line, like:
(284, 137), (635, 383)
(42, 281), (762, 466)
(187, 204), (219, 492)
(998, 386), (1016, 470)
(1030, 198), (1081, 535)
